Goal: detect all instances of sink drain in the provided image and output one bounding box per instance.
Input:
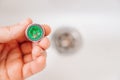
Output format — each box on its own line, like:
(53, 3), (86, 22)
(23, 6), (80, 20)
(52, 27), (82, 54)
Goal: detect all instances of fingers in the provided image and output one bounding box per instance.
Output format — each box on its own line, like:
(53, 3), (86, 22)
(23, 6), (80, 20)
(41, 24), (51, 36)
(21, 42), (32, 55)
(23, 54), (32, 63)
(0, 18), (32, 43)
(22, 37), (50, 63)
(6, 47), (23, 80)
(21, 37), (50, 55)
(0, 44), (4, 53)
(22, 37), (50, 78)
(0, 45), (10, 61)
(32, 46), (44, 60)
(39, 37), (50, 50)
(32, 37), (50, 60)
(7, 47), (22, 63)
(20, 42), (33, 63)
(23, 53), (46, 78)
(22, 37), (49, 78)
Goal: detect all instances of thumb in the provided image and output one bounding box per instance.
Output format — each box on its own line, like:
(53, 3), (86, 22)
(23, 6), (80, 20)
(0, 18), (32, 43)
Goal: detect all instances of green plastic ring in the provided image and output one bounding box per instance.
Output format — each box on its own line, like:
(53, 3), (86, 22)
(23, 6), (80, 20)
(25, 24), (44, 42)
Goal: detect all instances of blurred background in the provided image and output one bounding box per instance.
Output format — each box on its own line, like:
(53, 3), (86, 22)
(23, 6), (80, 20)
(0, 0), (120, 80)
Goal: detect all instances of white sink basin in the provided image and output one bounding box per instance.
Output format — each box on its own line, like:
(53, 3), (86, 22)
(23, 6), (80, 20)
(0, 0), (120, 80)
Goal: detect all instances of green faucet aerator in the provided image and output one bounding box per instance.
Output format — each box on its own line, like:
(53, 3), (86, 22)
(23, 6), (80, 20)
(25, 24), (45, 42)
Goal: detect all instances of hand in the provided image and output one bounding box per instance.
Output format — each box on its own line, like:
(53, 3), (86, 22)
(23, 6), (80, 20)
(0, 18), (51, 80)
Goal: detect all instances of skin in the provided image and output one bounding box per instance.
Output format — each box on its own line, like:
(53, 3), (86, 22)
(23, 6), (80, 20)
(0, 18), (51, 80)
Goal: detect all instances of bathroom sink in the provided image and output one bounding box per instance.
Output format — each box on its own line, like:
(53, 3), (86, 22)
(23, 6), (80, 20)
(0, 0), (120, 80)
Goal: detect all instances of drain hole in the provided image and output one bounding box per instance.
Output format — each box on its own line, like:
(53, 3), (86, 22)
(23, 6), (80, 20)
(52, 27), (82, 54)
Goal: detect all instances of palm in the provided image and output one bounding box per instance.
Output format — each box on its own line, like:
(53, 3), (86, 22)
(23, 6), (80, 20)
(0, 40), (24, 80)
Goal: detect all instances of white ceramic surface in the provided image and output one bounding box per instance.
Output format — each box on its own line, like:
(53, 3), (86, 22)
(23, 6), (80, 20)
(0, 0), (120, 80)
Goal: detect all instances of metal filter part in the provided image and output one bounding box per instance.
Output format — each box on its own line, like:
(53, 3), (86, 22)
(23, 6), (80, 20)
(25, 24), (45, 42)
